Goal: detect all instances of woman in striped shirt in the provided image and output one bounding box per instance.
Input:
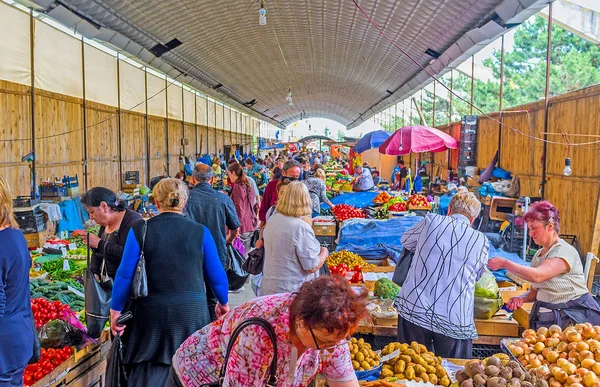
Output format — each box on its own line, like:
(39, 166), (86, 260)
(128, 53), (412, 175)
(487, 201), (600, 329)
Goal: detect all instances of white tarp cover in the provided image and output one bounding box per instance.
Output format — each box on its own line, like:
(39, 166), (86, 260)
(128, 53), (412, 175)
(146, 72), (166, 117)
(119, 61), (145, 113)
(34, 20), (82, 98)
(183, 89), (195, 124)
(0, 2), (30, 86)
(84, 44), (118, 107)
(167, 83), (182, 120)
(196, 95), (207, 126)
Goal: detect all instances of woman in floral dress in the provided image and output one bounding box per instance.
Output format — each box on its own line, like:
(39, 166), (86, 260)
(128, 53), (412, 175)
(168, 276), (367, 387)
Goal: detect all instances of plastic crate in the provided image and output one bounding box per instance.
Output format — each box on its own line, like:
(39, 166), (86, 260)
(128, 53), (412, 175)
(15, 213), (46, 233)
(124, 171), (140, 184)
(13, 196), (40, 208)
(61, 174), (79, 188)
(39, 185), (68, 197)
(472, 344), (501, 359)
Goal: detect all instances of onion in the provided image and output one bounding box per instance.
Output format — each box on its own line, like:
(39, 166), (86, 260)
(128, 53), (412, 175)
(568, 331), (584, 343)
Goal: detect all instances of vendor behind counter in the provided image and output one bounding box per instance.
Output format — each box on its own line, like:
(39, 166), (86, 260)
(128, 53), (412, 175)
(487, 200), (600, 329)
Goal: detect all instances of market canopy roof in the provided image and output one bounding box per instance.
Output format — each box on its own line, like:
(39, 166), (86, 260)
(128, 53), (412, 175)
(25, 0), (547, 129)
(297, 135), (335, 144)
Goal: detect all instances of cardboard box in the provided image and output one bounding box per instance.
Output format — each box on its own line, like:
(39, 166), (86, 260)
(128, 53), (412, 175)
(23, 230), (50, 248)
(312, 216), (336, 236)
(467, 176), (481, 187)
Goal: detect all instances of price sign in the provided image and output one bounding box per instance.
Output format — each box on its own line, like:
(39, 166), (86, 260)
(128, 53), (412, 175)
(63, 259), (70, 271)
(68, 243), (77, 251)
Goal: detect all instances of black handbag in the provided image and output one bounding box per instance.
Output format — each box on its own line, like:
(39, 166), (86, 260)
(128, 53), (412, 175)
(85, 233), (113, 338)
(131, 221), (148, 299)
(392, 248), (414, 287)
(226, 244), (249, 291)
(105, 332), (128, 387)
(205, 318), (278, 386)
(242, 247), (264, 275)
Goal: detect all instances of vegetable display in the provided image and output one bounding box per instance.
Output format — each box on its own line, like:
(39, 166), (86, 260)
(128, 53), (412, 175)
(30, 279), (85, 312)
(31, 297), (74, 329)
(332, 204), (365, 221)
(23, 347), (72, 386)
(507, 324), (600, 387)
(451, 355), (534, 387)
(373, 191), (393, 204)
(380, 341), (450, 386)
(374, 278), (401, 300)
(388, 202), (407, 212)
(350, 337), (381, 371)
(41, 259), (86, 283)
(382, 197), (405, 211)
(327, 250), (374, 268)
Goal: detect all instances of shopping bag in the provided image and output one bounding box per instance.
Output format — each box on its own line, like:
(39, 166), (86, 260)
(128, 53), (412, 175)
(105, 332), (128, 387)
(85, 234), (113, 338)
(131, 221), (148, 299)
(232, 236), (245, 257)
(226, 244), (249, 291)
(202, 318), (277, 386)
(242, 247), (264, 275)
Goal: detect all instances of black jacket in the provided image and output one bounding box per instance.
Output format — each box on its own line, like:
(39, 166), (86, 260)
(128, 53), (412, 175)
(90, 209), (143, 279)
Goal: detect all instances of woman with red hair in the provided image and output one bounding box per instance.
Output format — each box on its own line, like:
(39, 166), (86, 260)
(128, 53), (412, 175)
(168, 276), (368, 387)
(488, 201), (600, 329)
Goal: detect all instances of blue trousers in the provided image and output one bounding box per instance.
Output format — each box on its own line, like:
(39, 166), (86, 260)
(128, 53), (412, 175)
(0, 367), (24, 387)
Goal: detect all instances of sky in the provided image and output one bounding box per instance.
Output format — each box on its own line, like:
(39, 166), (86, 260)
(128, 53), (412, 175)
(283, 118), (384, 142)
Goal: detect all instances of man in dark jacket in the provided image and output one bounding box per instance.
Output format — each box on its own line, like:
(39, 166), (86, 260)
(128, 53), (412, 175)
(185, 164), (241, 321)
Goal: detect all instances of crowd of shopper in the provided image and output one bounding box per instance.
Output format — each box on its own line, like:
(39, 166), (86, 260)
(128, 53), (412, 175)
(3, 146), (600, 387)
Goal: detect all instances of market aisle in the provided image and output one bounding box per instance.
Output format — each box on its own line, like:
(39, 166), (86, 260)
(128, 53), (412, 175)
(228, 284), (256, 308)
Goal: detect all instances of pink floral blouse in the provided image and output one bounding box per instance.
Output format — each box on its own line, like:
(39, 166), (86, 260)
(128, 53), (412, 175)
(172, 293), (356, 387)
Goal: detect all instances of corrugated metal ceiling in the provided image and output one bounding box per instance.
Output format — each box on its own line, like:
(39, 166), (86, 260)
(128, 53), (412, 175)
(37, 0), (546, 128)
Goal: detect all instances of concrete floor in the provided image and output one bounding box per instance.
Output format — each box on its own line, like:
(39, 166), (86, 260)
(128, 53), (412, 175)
(228, 279), (257, 308)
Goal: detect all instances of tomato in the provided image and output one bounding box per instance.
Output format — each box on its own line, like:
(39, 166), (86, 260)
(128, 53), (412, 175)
(41, 360), (53, 372)
(23, 374), (33, 384)
(49, 312), (58, 320)
(33, 371), (44, 381)
(63, 346), (72, 355)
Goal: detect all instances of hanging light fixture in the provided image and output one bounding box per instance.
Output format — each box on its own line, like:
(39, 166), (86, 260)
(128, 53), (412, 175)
(286, 86), (293, 106)
(563, 157), (572, 176)
(259, 0), (267, 26)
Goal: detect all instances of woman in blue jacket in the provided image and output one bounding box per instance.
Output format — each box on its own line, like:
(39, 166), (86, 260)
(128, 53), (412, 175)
(0, 176), (34, 386)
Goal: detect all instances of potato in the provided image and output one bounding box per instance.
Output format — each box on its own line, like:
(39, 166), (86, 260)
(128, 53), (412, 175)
(420, 373), (430, 383)
(381, 368), (394, 378)
(361, 361), (372, 370)
(440, 376), (450, 387)
(486, 366), (500, 377)
(429, 374), (439, 385)
(352, 360), (360, 369)
(394, 360), (406, 374)
(405, 366), (416, 380)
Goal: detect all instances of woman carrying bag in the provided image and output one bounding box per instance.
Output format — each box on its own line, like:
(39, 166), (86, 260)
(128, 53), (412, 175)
(169, 276), (368, 387)
(109, 178), (230, 386)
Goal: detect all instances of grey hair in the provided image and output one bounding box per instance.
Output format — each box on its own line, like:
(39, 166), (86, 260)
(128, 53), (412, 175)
(449, 192), (481, 219)
(283, 160), (300, 172)
(192, 164), (213, 182)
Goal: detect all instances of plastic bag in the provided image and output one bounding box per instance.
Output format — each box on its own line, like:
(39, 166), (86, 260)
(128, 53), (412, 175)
(226, 244), (249, 291)
(105, 332), (128, 387)
(474, 295), (504, 320)
(39, 320), (84, 348)
(475, 270), (499, 299)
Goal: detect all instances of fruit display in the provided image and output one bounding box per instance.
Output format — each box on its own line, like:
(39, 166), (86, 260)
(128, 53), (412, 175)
(327, 250), (374, 268)
(373, 191), (393, 204)
(380, 341), (450, 386)
(332, 204), (365, 221)
(382, 197), (406, 211)
(388, 202), (407, 212)
(407, 194), (431, 209)
(374, 278), (401, 300)
(506, 324), (600, 387)
(350, 337), (381, 371)
(451, 356), (536, 387)
(373, 207), (389, 220)
(23, 346), (72, 386)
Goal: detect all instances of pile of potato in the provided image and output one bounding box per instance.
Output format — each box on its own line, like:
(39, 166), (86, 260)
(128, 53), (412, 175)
(380, 341), (450, 386)
(452, 356), (540, 387)
(507, 323), (600, 387)
(350, 338), (381, 371)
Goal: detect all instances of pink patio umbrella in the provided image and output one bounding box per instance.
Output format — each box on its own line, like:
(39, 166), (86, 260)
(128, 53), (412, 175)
(378, 125), (458, 155)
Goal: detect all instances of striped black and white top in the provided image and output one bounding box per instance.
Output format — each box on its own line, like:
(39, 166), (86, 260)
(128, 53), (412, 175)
(394, 213), (489, 340)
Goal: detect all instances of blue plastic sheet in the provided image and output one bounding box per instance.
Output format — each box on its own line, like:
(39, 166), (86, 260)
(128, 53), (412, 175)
(321, 191), (379, 210)
(489, 245), (529, 282)
(57, 198), (88, 234)
(335, 217), (423, 262)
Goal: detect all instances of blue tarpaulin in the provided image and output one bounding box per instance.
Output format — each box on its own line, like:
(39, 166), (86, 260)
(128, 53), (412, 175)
(321, 191), (379, 210)
(489, 246), (529, 282)
(335, 217), (423, 262)
(57, 198), (88, 234)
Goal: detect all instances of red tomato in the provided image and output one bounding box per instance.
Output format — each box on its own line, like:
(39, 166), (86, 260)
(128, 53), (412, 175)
(41, 360), (53, 372)
(63, 346), (72, 355)
(33, 371), (44, 381)
(23, 374), (33, 384)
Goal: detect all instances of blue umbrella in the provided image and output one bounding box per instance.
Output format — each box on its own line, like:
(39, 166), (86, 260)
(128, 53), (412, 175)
(353, 130), (391, 154)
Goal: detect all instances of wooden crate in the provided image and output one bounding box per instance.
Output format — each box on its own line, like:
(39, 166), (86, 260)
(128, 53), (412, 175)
(23, 230), (50, 248)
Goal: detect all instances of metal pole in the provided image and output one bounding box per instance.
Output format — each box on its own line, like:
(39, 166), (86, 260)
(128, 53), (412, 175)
(222, 104), (225, 157)
(522, 197), (530, 260)
(81, 38), (88, 191)
(541, 2), (553, 198)
(116, 55), (123, 189)
(214, 102), (217, 156)
(432, 82), (437, 127)
(144, 68), (150, 183)
(449, 71), (453, 124)
(470, 56), (475, 115)
(420, 90), (424, 125)
(181, 85), (185, 161)
(29, 10), (36, 197)
(394, 103), (398, 130)
(205, 97), (209, 156)
(498, 34), (505, 168)
(194, 93), (198, 159)
(164, 77), (170, 175)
